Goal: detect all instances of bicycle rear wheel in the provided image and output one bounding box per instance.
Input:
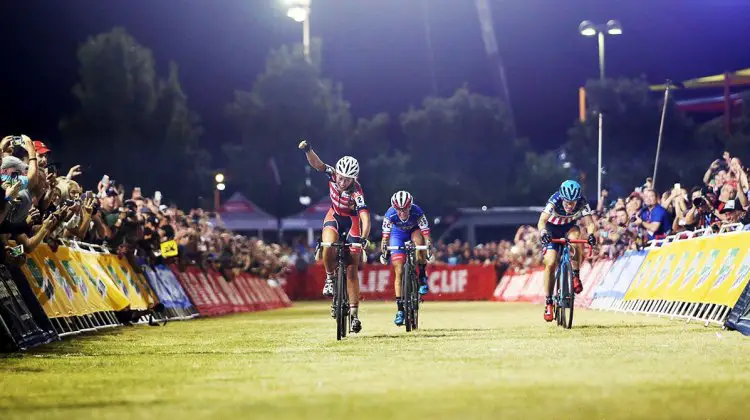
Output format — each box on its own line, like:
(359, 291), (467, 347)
(560, 262), (575, 329)
(335, 263), (347, 341)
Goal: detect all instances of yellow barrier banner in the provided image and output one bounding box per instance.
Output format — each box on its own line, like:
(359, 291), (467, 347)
(21, 249), (74, 318)
(702, 235), (750, 306)
(624, 232), (750, 306)
(98, 254), (149, 311)
(34, 244), (92, 316)
(55, 246), (111, 313)
(625, 250), (660, 300)
(71, 251), (130, 311)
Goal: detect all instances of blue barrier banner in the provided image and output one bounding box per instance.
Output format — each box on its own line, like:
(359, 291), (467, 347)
(592, 250), (648, 299)
(142, 265), (193, 310)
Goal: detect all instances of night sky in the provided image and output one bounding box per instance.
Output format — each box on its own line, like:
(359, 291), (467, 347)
(1, 0), (749, 159)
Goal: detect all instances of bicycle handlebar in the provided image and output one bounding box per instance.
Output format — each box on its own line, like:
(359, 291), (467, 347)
(549, 238), (589, 245)
(546, 238), (594, 257)
(320, 242), (363, 248)
(386, 245), (431, 251)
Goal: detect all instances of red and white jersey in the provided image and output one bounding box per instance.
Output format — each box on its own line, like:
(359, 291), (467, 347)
(325, 166), (367, 217)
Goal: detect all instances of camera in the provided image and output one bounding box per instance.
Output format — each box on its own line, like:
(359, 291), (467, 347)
(9, 136), (24, 147)
(692, 196), (704, 207)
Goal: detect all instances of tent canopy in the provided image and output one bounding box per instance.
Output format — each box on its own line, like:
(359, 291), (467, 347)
(281, 197), (331, 230)
(650, 68), (750, 91)
(215, 192), (277, 231)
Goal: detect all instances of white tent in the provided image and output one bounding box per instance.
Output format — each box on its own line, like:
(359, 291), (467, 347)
(215, 192), (278, 232)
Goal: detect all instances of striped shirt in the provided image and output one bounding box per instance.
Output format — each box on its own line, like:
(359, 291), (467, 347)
(325, 166), (367, 217)
(543, 192), (592, 225)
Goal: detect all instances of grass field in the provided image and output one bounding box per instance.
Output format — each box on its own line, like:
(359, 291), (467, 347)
(2, 301), (750, 420)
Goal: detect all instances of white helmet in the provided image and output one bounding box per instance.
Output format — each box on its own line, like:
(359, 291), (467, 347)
(391, 190), (413, 210)
(335, 156), (360, 179)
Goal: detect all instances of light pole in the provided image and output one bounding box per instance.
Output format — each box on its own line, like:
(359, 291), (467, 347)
(284, 0), (311, 62)
(579, 19), (622, 203)
(214, 173), (225, 211)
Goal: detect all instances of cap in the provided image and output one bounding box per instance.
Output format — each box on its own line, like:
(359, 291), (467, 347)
(33, 141), (51, 155)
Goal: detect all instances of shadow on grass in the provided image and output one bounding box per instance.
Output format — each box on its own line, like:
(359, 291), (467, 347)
(363, 332), (449, 340)
(4, 399), (167, 412)
(574, 323), (669, 330)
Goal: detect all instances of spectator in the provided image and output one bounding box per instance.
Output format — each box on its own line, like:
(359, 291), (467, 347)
(636, 188), (671, 240)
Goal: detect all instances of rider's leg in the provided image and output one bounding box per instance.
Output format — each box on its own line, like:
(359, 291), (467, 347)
(346, 217), (363, 332)
(392, 257), (405, 325)
(321, 226), (339, 297)
(543, 246), (558, 322)
(567, 226), (584, 294)
(411, 230), (429, 294)
(543, 248), (559, 299)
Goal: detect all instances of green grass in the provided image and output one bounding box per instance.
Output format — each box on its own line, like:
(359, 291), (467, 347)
(2, 302), (750, 420)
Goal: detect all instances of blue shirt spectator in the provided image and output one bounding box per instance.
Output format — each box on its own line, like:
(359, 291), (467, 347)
(638, 188), (671, 240)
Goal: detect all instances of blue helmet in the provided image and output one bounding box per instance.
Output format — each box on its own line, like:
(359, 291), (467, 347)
(559, 180), (582, 201)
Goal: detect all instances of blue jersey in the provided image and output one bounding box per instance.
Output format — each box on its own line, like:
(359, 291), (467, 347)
(382, 204), (430, 237)
(543, 192), (593, 225)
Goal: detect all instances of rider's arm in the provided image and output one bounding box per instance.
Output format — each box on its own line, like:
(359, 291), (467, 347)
(537, 211), (550, 232)
(360, 210), (371, 241)
(581, 215), (597, 237)
(417, 213), (432, 243)
(298, 140), (327, 172)
(381, 216), (392, 243)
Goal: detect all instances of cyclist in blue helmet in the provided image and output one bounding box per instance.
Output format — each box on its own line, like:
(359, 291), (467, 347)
(536, 180), (597, 322)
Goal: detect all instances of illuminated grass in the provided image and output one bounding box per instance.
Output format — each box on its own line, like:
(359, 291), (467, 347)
(1, 302), (749, 419)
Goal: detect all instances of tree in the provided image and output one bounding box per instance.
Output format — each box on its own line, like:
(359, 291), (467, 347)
(566, 77), (697, 196)
(224, 39), (389, 216)
(59, 27), (209, 206)
(398, 87), (529, 209)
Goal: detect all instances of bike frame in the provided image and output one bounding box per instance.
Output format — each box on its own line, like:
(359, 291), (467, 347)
(548, 238), (590, 329)
(320, 239), (363, 340)
(387, 242), (431, 332)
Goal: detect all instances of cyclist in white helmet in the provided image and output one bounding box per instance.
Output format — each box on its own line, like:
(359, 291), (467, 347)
(380, 190), (433, 326)
(298, 140), (371, 334)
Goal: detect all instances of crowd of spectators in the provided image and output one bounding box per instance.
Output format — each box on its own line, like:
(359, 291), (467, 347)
(0, 134), (290, 282)
(5, 132), (746, 283)
(382, 152), (750, 276)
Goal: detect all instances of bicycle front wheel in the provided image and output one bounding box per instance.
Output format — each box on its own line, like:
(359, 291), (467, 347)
(560, 262), (575, 329)
(335, 263), (347, 340)
(403, 259), (413, 332)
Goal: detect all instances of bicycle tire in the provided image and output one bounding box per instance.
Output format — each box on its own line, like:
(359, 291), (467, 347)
(403, 258), (413, 332)
(553, 265), (562, 326)
(412, 271), (419, 331)
(560, 262), (574, 329)
(336, 262), (346, 341)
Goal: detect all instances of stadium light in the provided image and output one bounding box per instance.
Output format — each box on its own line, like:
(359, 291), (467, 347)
(283, 0), (312, 61)
(215, 173), (225, 183)
(216, 183), (226, 191)
(578, 20), (597, 37)
(606, 20), (623, 35)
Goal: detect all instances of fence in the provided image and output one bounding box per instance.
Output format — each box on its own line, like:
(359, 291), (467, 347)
(492, 227), (750, 335)
(0, 242), (291, 352)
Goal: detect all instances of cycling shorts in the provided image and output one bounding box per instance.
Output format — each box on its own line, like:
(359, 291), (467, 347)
(388, 227), (424, 263)
(545, 223), (579, 252)
(323, 208), (362, 254)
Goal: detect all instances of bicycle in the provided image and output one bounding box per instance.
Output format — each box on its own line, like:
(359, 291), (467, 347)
(383, 242), (431, 332)
(547, 238), (591, 329)
(318, 237), (365, 341)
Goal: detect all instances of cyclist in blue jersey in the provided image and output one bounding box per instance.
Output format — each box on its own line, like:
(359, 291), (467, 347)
(537, 180), (597, 322)
(380, 191), (432, 326)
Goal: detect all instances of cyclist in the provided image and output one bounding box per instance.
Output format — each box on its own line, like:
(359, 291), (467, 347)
(537, 180), (597, 322)
(298, 140), (371, 333)
(380, 190), (432, 326)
